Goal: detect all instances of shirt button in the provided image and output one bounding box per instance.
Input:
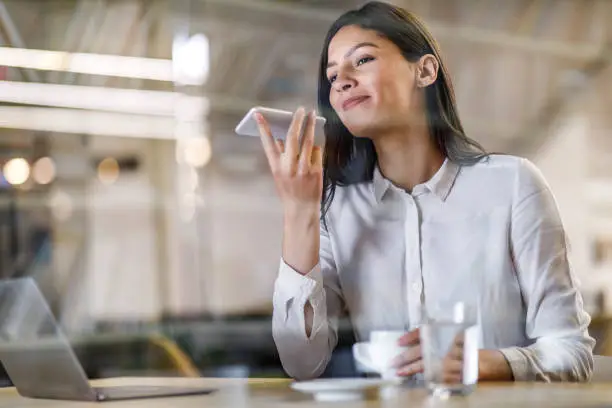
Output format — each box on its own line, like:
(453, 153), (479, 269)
(411, 281), (422, 292)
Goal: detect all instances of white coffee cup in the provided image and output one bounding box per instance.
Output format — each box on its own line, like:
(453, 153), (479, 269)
(352, 331), (406, 379)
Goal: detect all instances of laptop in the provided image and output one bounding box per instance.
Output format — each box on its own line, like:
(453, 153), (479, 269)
(0, 277), (216, 402)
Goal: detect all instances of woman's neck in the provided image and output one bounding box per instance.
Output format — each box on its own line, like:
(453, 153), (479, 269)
(374, 126), (444, 192)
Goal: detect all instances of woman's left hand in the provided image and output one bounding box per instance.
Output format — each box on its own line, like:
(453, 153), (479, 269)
(392, 328), (465, 384)
(392, 329), (423, 376)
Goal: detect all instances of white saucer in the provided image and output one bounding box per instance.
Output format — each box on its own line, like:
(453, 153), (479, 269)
(290, 378), (402, 402)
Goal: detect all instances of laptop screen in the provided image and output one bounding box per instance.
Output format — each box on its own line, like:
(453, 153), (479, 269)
(0, 278), (95, 400)
(0, 278), (61, 343)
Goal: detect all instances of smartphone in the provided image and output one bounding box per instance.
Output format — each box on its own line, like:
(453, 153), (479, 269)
(235, 106), (326, 147)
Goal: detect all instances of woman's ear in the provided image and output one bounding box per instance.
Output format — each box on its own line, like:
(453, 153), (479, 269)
(415, 54), (439, 88)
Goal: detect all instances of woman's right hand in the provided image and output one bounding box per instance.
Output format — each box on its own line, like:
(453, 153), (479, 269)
(257, 107), (323, 275)
(255, 107), (323, 217)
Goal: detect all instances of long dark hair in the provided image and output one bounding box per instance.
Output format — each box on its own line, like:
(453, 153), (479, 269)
(318, 1), (487, 219)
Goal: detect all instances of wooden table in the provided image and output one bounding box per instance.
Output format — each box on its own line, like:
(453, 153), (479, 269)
(1, 377), (612, 407)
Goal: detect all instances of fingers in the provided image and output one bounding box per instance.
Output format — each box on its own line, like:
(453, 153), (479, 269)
(391, 345), (421, 368)
(255, 113), (279, 167)
(442, 357), (463, 384)
(275, 139), (285, 153)
(285, 107), (306, 161)
(392, 330), (465, 383)
(398, 328), (420, 347)
(393, 329), (422, 377)
(397, 359), (424, 377)
(311, 146), (323, 169)
(442, 333), (464, 384)
(447, 334), (464, 361)
(298, 111), (316, 174)
(443, 357), (463, 375)
(442, 372), (463, 384)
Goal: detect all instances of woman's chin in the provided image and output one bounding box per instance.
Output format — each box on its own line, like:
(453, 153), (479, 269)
(342, 111), (383, 138)
(345, 123), (380, 140)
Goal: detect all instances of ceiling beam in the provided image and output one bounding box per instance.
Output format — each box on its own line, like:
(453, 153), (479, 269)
(0, 0), (40, 82)
(46, 0), (102, 83)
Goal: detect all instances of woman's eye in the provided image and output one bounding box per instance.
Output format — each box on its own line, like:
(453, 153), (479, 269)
(328, 74), (337, 84)
(356, 56), (374, 66)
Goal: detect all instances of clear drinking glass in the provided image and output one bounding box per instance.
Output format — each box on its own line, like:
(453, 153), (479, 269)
(419, 301), (479, 397)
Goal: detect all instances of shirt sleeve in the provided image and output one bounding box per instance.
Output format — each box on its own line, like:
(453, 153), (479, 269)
(499, 158), (594, 382)
(271, 219), (345, 380)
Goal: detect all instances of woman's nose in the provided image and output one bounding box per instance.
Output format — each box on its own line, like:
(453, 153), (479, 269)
(341, 82), (352, 91)
(334, 78), (354, 92)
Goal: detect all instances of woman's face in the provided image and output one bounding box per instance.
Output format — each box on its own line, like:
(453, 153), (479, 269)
(326, 25), (421, 138)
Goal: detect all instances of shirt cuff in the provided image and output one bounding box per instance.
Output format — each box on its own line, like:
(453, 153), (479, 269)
(275, 259), (322, 301)
(274, 259), (326, 340)
(499, 347), (531, 381)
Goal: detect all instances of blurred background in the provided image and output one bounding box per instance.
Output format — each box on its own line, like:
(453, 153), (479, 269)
(0, 0), (610, 382)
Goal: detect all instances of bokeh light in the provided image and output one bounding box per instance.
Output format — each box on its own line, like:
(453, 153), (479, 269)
(98, 157), (120, 185)
(183, 137), (212, 168)
(32, 157), (56, 185)
(3, 158), (30, 185)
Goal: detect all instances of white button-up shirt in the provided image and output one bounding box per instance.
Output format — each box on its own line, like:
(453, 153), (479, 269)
(272, 155), (594, 382)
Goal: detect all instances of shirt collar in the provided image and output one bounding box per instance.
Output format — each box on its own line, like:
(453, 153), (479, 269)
(372, 158), (460, 203)
(372, 164), (391, 202)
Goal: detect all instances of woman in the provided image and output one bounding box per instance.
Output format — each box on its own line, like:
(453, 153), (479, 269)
(256, 1), (594, 382)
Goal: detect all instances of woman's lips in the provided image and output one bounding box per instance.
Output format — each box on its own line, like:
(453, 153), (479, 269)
(342, 96), (369, 111)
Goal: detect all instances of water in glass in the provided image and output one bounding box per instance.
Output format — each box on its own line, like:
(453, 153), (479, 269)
(420, 302), (479, 397)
